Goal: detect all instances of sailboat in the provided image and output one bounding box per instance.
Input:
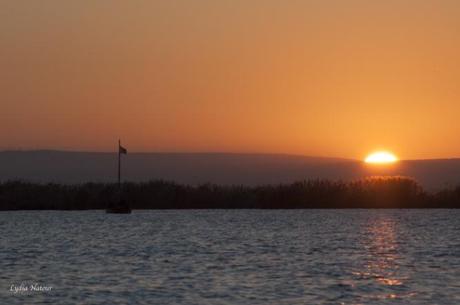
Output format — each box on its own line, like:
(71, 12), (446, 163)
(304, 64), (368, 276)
(106, 199), (131, 214)
(106, 140), (132, 214)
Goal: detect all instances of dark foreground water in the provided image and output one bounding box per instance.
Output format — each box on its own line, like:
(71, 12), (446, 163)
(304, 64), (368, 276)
(0, 210), (459, 305)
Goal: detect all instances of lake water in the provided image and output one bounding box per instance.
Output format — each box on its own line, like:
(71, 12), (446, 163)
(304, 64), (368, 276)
(0, 210), (459, 304)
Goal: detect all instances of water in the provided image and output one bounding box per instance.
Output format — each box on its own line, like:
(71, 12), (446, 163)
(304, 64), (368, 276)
(1, 210), (459, 305)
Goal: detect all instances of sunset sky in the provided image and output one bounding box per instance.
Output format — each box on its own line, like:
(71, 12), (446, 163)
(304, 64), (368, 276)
(2, 0), (460, 159)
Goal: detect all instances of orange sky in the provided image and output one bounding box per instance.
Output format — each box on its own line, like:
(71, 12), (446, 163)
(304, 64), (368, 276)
(2, 0), (460, 159)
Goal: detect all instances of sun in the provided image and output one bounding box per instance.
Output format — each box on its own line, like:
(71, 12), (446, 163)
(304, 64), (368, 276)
(365, 151), (398, 164)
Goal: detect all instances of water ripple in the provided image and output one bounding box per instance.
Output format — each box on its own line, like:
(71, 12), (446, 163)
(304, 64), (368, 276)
(0, 210), (459, 304)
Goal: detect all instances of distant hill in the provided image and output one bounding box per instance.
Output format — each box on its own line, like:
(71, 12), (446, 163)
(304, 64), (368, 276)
(1, 151), (460, 190)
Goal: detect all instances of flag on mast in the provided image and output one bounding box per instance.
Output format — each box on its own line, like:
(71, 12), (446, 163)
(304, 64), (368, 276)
(119, 144), (127, 154)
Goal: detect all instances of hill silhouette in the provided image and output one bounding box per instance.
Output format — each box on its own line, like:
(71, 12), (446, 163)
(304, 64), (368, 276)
(2, 151), (460, 190)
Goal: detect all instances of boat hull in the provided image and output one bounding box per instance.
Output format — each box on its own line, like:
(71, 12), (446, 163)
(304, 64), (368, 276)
(106, 200), (132, 214)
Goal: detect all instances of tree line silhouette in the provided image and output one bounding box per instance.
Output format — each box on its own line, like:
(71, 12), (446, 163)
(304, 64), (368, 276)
(1, 176), (459, 210)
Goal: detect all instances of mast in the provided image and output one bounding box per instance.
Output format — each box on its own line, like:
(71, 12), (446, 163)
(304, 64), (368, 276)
(118, 139), (121, 189)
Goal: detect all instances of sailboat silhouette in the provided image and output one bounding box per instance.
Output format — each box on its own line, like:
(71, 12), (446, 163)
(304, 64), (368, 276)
(106, 140), (132, 214)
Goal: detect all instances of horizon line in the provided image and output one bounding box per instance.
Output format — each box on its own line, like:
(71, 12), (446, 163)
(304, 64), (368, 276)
(2, 149), (460, 162)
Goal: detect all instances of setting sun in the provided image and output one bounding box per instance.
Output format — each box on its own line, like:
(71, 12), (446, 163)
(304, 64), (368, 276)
(365, 151), (398, 164)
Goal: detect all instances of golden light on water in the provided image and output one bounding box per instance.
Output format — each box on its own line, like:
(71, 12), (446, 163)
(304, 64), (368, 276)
(350, 216), (416, 301)
(365, 151), (398, 164)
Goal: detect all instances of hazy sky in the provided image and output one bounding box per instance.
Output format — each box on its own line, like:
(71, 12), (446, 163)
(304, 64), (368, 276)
(2, 0), (460, 159)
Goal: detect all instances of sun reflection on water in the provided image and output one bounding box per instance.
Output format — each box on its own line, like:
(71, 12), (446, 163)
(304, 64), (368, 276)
(352, 215), (416, 300)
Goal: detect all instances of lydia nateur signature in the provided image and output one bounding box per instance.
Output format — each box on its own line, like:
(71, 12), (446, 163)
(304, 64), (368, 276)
(10, 283), (53, 293)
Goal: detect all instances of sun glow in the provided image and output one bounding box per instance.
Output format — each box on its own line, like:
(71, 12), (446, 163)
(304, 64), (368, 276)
(365, 151), (398, 164)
